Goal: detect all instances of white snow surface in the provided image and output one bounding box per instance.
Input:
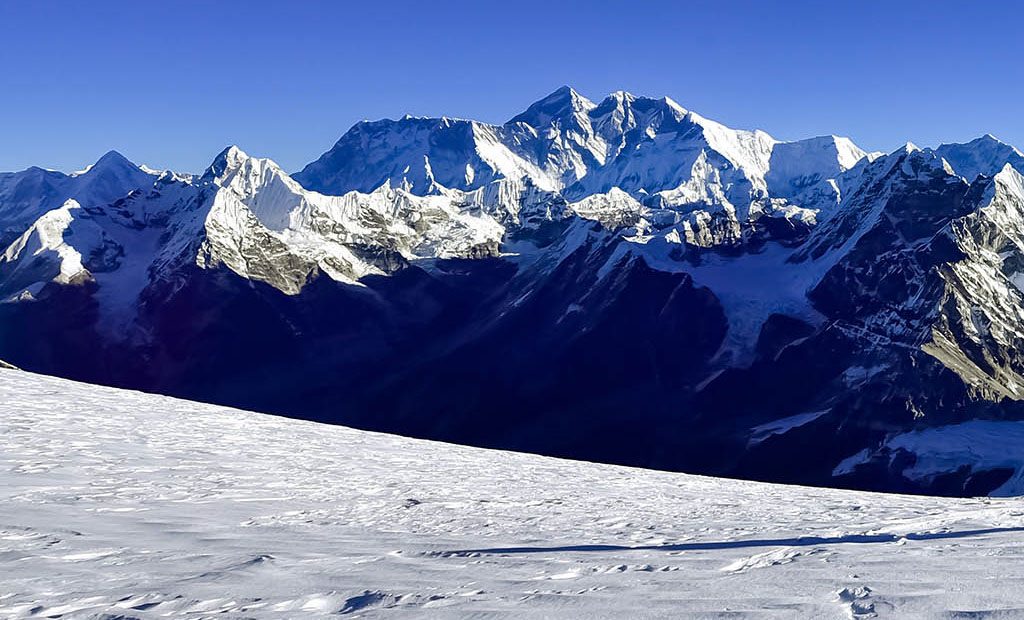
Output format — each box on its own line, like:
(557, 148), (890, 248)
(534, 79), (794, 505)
(4, 370), (1024, 618)
(1, 200), (92, 284)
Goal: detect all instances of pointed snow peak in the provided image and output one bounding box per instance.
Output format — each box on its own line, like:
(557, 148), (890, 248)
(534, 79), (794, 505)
(222, 145), (247, 159)
(215, 145), (250, 166)
(533, 85), (579, 104)
(933, 134), (1024, 181)
(202, 145), (256, 182)
(994, 162), (1024, 187)
(974, 133), (1024, 156)
(65, 149), (158, 207)
(898, 142), (922, 155)
(985, 163), (1024, 210)
(95, 149), (133, 167)
(995, 159), (1019, 179)
(862, 142), (940, 182)
(972, 133), (1010, 146)
(508, 85), (596, 128)
(73, 149), (139, 177)
(940, 133), (1022, 156)
(203, 145), (294, 191)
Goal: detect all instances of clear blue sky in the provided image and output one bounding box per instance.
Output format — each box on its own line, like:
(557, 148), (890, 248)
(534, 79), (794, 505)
(1, 0), (1021, 174)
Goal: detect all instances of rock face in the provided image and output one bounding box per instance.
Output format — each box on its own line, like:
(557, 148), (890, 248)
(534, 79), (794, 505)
(2, 88), (1024, 496)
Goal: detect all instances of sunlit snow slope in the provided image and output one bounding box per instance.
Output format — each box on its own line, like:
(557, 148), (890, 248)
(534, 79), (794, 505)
(3, 370), (1024, 618)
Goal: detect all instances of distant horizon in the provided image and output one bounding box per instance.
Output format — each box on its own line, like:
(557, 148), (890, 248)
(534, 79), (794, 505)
(2, 0), (1022, 173)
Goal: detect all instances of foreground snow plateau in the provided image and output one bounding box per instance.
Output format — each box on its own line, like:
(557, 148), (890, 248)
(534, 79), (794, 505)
(2, 371), (1024, 618)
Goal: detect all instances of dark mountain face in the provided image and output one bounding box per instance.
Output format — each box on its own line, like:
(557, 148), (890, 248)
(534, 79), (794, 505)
(5, 90), (1024, 497)
(0, 230), (733, 472)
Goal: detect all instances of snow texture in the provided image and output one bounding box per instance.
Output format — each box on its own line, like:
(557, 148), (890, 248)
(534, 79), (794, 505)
(4, 370), (1024, 618)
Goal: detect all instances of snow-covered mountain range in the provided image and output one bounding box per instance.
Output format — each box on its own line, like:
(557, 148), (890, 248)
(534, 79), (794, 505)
(3, 87), (1024, 495)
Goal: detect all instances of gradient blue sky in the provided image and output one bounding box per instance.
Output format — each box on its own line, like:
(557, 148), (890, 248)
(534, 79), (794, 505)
(1, 0), (1021, 174)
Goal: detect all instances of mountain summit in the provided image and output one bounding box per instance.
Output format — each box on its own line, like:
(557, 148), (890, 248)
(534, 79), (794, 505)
(2, 88), (1024, 496)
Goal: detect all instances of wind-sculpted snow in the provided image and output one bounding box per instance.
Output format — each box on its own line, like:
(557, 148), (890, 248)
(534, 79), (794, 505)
(5, 371), (1024, 618)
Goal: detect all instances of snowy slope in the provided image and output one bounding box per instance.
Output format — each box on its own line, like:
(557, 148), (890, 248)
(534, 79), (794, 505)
(0, 151), (158, 246)
(3, 370), (1024, 618)
(293, 115), (558, 195)
(766, 135), (880, 209)
(934, 134), (1024, 181)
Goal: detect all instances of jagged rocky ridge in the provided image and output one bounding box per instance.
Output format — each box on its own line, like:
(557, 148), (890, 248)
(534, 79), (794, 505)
(3, 88), (1024, 496)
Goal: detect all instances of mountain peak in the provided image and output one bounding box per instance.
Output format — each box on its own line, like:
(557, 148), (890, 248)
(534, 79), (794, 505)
(545, 85), (578, 100)
(588, 90), (686, 123)
(203, 145), (255, 181)
(72, 149), (138, 177)
(973, 133), (1014, 147)
(95, 149), (132, 165)
(996, 161), (1024, 183)
(941, 134), (1019, 153)
(933, 134), (1024, 181)
(975, 133), (1024, 156)
(216, 145), (251, 165)
(508, 85), (596, 128)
